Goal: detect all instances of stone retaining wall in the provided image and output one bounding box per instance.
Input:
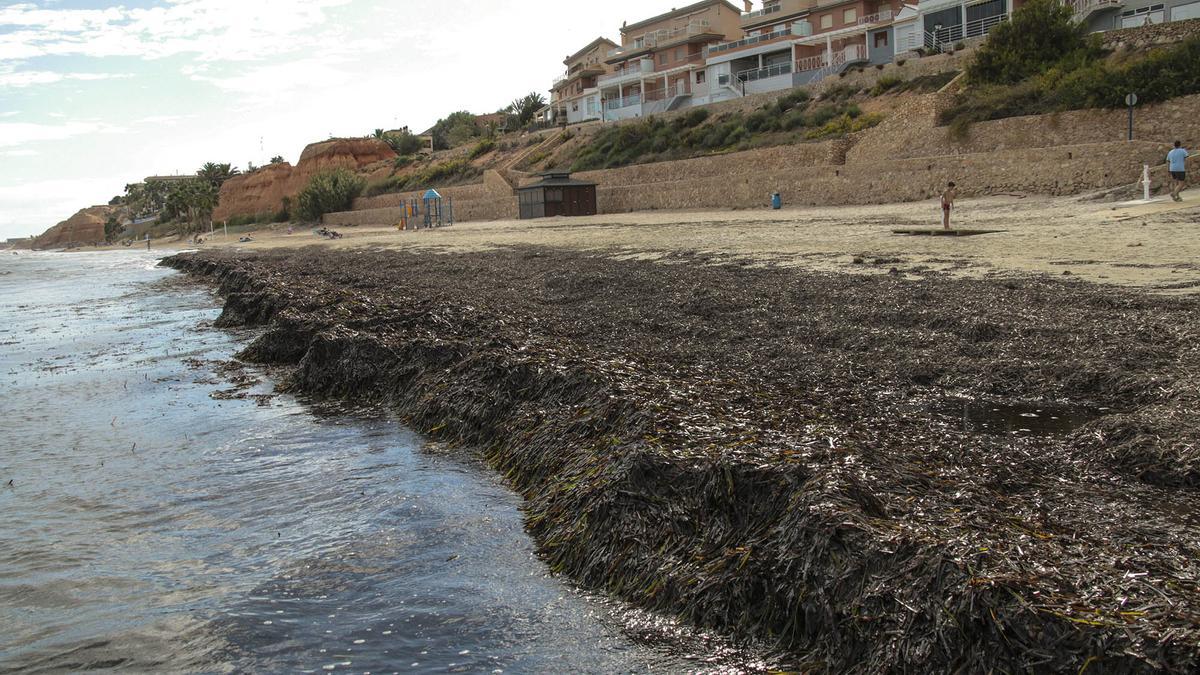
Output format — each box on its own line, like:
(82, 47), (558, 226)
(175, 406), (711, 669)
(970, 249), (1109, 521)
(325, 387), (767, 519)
(848, 93), (1200, 164)
(595, 140), (1165, 212)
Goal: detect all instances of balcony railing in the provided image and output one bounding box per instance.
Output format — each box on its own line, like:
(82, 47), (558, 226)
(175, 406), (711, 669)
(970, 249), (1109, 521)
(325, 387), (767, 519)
(597, 60), (653, 86)
(1068, 0), (1123, 19)
(708, 27), (793, 56)
(926, 13), (1006, 49)
(608, 21), (713, 57)
(795, 43), (866, 73)
(605, 93), (642, 110)
(742, 3), (782, 20)
(735, 61), (794, 82)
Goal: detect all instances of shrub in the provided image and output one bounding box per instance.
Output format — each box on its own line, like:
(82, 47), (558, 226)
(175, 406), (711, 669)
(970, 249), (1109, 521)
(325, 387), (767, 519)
(394, 155), (415, 170)
(296, 168), (366, 222)
(896, 58), (908, 67)
(382, 131), (424, 156)
(469, 138), (496, 159)
(803, 112), (884, 140)
(364, 160), (482, 197)
(967, 0), (1097, 85)
(941, 35), (1200, 131)
(871, 74), (904, 96)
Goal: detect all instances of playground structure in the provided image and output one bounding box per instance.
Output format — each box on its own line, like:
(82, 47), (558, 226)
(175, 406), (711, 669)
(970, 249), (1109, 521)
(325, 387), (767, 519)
(398, 189), (455, 230)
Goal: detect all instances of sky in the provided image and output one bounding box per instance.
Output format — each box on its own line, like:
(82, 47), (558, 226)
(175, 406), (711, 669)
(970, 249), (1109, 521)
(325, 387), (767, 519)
(0, 0), (659, 239)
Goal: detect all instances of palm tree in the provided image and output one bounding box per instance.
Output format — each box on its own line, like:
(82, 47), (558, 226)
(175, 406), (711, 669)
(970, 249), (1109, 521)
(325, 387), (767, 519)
(197, 162), (240, 189)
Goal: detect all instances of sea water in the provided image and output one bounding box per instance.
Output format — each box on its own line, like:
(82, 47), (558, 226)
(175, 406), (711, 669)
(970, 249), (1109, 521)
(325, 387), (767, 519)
(0, 251), (731, 673)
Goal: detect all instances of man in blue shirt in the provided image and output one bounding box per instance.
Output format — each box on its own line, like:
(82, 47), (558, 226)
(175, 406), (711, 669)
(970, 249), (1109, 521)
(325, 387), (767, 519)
(1168, 140), (1189, 202)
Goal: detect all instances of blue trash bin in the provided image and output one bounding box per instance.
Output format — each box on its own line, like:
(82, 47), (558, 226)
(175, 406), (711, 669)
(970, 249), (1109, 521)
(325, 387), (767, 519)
(771, 192), (782, 210)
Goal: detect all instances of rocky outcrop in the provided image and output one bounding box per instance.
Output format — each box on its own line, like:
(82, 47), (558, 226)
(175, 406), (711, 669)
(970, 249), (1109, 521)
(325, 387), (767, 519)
(212, 138), (396, 222)
(33, 206), (112, 249)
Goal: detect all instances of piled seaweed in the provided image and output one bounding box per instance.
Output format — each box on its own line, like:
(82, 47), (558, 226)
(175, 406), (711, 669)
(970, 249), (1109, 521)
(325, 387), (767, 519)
(164, 247), (1200, 672)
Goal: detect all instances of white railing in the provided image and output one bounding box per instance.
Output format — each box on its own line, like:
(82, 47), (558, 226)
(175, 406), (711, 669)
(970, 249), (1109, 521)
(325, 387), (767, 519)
(804, 44), (867, 81)
(597, 60), (654, 86)
(742, 3), (782, 21)
(553, 74), (568, 87)
(608, 21), (712, 57)
(795, 53), (828, 72)
(927, 13), (1007, 49)
(708, 27), (792, 56)
(736, 61), (794, 82)
(605, 93), (642, 110)
(1068, 0), (1123, 19)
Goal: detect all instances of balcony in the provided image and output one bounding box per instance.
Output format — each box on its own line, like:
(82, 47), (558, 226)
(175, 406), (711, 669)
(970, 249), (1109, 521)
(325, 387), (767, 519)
(597, 58), (655, 87)
(742, 3), (782, 22)
(707, 26), (794, 56)
(926, 13), (1007, 49)
(1069, 0), (1123, 20)
(795, 43), (867, 72)
(742, 0), (818, 28)
(605, 93), (642, 111)
(607, 21), (715, 61)
(858, 9), (893, 25)
(734, 60), (794, 82)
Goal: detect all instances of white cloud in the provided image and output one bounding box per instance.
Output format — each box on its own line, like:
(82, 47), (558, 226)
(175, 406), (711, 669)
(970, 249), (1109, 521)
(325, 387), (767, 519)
(0, 121), (123, 147)
(0, 0), (355, 62)
(0, 70), (133, 88)
(0, 148), (39, 157)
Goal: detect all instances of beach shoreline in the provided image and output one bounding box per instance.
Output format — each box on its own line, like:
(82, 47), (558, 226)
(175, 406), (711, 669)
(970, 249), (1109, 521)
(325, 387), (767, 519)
(163, 243), (1200, 671)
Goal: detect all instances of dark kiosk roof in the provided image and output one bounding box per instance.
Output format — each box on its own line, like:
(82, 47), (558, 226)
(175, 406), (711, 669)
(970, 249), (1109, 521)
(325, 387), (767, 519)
(517, 172), (599, 190)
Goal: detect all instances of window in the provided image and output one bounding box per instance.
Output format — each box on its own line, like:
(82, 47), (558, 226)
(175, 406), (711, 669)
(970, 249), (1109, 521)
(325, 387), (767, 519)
(873, 31), (888, 48)
(696, 70), (706, 84)
(1120, 5), (1165, 27)
(843, 8), (857, 23)
(586, 97), (597, 115)
(1173, 1), (1200, 20)
(658, 52), (666, 65)
(676, 48), (684, 61)
(820, 14), (833, 29)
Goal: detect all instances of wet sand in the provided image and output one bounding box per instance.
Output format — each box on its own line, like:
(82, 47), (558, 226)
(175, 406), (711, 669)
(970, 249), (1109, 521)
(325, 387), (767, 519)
(198, 192), (1200, 292)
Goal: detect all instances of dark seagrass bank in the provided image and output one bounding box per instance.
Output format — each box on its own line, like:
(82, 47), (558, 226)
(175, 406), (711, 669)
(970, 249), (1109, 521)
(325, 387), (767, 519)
(163, 246), (1200, 672)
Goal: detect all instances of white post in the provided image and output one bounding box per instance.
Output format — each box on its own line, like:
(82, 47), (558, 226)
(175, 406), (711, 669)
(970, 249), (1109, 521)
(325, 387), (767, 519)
(826, 34), (833, 65)
(224, 222), (228, 238)
(1143, 164), (1152, 202)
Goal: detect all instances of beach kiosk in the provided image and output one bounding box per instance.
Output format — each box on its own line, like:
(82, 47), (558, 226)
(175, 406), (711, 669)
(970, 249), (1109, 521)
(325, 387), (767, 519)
(517, 172), (598, 220)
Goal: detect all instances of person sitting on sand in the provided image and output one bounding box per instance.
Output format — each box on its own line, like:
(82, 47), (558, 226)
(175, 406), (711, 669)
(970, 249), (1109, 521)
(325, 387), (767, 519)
(940, 182), (958, 230)
(1168, 141), (1189, 202)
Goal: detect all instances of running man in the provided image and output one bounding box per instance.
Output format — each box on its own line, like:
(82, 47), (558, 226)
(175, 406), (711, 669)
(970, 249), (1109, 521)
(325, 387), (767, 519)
(940, 182), (958, 230)
(1168, 141), (1189, 202)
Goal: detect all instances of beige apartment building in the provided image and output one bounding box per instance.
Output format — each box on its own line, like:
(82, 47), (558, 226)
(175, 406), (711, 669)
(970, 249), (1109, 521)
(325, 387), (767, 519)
(598, 0), (743, 120)
(551, 37), (619, 125)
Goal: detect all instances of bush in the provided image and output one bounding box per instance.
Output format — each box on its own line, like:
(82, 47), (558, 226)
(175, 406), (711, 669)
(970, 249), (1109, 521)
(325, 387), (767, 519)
(382, 131), (424, 156)
(469, 138), (496, 159)
(296, 168), (366, 222)
(942, 35), (1200, 130)
(803, 112), (884, 140)
(364, 160), (482, 197)
(871, 74), (904, 96)
(967, 0), (1097, 85)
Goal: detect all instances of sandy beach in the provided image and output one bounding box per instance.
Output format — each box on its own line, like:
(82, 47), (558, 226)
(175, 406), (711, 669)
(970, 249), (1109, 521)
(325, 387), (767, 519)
(193, 192), (1200, 292)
